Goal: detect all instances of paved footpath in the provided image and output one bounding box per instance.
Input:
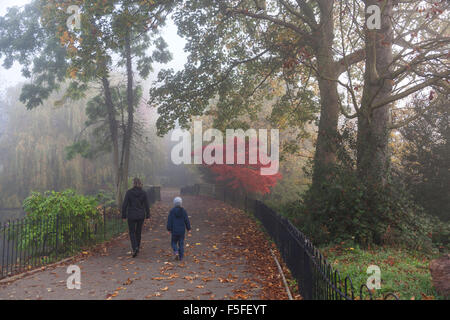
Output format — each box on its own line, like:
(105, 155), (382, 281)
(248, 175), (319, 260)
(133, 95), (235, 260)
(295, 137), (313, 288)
(0, 189), (295, 300)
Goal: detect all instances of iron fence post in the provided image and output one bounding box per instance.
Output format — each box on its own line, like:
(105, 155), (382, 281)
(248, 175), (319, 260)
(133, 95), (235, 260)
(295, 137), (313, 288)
(1, 222), (5, 278)
(6, 220), (10, 275)
(36, 217), (40, 267)
(55, 214), (59, 261)
(12, 220), (17, 275)
(19, 218), (23, 273)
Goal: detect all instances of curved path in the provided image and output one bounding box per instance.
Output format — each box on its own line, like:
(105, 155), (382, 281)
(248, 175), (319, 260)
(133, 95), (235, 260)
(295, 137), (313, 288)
(0, 189), (295, 300)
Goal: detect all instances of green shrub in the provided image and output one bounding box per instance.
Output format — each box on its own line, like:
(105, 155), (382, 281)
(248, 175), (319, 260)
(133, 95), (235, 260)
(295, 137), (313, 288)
(96, 189), (117, 207)
(282, 167), (433, 251)
(18, 189), (101, 256)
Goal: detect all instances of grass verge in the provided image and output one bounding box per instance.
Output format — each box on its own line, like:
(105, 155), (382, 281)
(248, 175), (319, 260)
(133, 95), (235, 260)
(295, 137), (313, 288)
(320, 242), (444, 300)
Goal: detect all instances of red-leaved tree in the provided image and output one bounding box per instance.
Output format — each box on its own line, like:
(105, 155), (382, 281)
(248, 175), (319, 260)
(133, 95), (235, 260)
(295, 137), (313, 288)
(193, 137), (282, 195)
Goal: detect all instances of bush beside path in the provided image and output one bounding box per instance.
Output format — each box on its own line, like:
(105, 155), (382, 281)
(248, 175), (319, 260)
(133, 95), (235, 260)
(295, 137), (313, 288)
(0, 189), (297, 300)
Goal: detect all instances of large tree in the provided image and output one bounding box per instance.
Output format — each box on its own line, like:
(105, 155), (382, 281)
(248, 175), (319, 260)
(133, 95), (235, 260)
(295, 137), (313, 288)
(333, 0), (449, 189)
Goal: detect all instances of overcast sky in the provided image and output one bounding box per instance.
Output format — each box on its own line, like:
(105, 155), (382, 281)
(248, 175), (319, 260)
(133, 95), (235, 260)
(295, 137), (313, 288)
(0, 0), (31, 91)
(0, 0), (188, 96)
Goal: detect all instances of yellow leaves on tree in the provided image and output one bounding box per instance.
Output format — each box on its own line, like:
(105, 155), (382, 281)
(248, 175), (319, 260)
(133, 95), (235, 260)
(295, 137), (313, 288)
(59, 31), (70, 46)
(59, 30), (79, 56)
(68, 67), (78, 79)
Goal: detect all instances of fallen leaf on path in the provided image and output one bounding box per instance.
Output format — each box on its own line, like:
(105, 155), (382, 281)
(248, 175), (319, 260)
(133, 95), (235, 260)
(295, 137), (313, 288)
(202, 277), (213, 282)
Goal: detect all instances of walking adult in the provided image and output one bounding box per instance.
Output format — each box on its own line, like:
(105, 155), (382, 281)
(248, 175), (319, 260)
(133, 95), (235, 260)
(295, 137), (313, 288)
(121, 178), (150, 257)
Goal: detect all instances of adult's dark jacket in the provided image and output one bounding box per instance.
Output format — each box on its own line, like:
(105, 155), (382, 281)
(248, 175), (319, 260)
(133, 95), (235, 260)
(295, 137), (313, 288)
(167, 206), (191, 236)
(121, 187), (150, 220)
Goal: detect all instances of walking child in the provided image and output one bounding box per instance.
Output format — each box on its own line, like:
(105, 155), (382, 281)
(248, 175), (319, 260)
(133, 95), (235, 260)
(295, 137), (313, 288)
(167, 197), (191, 261)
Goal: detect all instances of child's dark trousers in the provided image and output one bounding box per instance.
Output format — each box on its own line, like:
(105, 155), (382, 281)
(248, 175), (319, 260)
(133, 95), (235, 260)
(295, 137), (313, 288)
(171, 234), (185, 259)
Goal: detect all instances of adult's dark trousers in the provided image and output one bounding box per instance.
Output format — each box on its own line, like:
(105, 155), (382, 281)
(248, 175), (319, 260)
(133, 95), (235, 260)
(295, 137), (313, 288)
(127, 219), (144, 251)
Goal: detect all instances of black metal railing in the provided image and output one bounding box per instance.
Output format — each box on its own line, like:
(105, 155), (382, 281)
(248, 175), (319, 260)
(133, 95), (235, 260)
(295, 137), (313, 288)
(0, 186), (161, 280)
(181, 184), (399, 300)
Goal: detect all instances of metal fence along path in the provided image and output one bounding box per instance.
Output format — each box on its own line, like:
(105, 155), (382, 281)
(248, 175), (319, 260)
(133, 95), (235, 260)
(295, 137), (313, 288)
(181, 183), (399, 300)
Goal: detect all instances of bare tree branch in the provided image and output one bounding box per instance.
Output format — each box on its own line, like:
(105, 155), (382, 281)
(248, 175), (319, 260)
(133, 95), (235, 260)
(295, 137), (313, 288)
(372, 72), (450, 110)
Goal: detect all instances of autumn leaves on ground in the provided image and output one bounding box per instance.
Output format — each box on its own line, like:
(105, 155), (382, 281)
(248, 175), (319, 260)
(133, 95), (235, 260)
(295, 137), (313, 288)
(0, 189), (299, 300)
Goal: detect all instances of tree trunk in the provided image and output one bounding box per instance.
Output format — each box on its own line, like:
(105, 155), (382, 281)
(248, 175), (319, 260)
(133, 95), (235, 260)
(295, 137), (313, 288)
(311, 1), (340, 188)
(357, 0), (394, 188)
(120, 29), (135, 197)
(101, 76), (123, 207)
